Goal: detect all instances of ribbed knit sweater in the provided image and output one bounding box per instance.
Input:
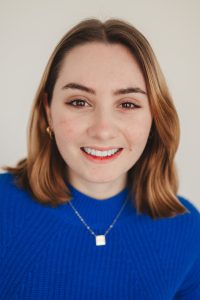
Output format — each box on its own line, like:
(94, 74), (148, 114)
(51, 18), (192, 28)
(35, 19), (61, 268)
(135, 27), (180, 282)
(0, 172), (200, 300)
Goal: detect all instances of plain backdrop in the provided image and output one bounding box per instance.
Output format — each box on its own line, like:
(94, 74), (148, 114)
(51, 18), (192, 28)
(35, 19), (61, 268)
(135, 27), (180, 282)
(0, 0), (199, 209)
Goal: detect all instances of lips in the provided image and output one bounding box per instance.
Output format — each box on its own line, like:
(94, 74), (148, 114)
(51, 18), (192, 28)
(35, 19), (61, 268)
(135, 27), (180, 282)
(80, 147), (124, 162)
(81, 147), (121, 155)
(81, 146), (123, 151)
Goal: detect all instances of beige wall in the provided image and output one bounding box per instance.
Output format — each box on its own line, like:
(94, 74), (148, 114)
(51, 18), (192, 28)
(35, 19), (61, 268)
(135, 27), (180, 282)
(0, 0), (199, 208)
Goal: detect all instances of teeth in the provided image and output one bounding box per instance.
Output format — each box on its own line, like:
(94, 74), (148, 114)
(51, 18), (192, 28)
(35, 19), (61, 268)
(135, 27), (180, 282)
(83, 147), (120, 157)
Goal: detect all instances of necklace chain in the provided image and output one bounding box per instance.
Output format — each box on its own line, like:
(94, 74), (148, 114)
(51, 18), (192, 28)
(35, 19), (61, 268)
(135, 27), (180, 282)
(68, 194), (129, 246)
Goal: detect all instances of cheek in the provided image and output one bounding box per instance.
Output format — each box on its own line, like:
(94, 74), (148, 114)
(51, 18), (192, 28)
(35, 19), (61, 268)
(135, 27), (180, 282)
(50, 103), (79, 141)
(53, 118), (79, 142)
(136, 125), (151, 140)
(125, 117), (152, 150)
(127, 117), (152, 139)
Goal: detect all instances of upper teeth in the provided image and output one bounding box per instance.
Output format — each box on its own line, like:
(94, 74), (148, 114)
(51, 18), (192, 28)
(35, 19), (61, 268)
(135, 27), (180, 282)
(83, 147), (120, 157)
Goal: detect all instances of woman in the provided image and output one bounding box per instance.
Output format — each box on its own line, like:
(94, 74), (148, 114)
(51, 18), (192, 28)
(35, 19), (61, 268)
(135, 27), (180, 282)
(0, 18), (199, 299)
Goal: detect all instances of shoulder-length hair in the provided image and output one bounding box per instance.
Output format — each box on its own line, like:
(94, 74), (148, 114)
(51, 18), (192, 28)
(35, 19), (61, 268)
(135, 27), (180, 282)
(3, 17), (188, 219)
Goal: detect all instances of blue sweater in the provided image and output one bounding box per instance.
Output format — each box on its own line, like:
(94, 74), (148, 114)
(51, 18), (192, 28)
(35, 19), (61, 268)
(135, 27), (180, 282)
(0, 172), (200, 300)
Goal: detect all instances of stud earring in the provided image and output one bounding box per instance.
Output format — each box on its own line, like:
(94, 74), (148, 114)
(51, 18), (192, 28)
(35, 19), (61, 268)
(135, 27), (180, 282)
(46, 126), (54, 140)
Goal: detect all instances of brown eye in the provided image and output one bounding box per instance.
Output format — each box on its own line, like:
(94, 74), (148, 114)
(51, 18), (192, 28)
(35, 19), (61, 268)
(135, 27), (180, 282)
(121, 102), (140, 109)
(66, 99), (89, 108)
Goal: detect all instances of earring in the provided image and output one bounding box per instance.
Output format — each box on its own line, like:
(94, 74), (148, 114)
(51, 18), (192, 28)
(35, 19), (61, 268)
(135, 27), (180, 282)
(46, 126), (54, 140)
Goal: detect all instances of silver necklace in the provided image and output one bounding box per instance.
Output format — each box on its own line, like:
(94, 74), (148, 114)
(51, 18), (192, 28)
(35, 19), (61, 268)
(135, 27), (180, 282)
(68, 194), (129, 246)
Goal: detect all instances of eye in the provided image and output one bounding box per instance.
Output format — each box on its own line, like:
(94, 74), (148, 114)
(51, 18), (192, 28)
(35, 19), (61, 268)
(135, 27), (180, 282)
(66, 99), (89, 108)
(120, 102), (140, 109)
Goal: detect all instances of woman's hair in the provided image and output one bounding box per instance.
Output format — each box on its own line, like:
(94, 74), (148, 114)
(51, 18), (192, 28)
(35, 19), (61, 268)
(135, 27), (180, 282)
(3, 17), (188, 219)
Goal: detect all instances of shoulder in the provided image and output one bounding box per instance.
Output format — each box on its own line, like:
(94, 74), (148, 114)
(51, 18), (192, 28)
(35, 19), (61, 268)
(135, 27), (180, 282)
(0, 172), (40, 216)
(176, 195), (200, 228)
(147, 195), (200, 251)
(0, 172), (28, 212)
(161, 195), (200, 251)
(0, 172), (31, 255)
(0, 172), (18, 198)
(179, 195), (200, 243)
(0, 172), (25, 201)
(0, 172), (15, 187)
(177, 195), (200, 215)
(173, 197), (200, 297)
(0, 172), (54, 242)
(166, 195), (200, 231)
(177, 195), (200, 240)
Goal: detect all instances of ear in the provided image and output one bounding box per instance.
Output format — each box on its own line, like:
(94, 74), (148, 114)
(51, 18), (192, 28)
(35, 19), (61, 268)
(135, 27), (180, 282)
(43, 93), (53, 128)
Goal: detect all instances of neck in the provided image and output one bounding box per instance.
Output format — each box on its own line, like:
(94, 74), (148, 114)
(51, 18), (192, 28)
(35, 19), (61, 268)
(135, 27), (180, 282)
(67, 176), (128, 200)
(66, 182), (132, 227)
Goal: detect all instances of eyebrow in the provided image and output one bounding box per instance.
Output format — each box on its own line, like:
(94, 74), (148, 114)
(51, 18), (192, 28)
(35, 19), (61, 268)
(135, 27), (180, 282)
(62, 82), (147, 96)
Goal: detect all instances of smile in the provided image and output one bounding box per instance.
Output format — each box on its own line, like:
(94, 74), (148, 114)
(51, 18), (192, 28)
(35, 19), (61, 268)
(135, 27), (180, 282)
(80, 147), (123, 162)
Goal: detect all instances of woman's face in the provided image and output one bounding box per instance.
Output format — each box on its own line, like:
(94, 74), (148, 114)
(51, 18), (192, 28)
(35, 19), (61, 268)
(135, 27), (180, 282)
(44, 42), (152, 196)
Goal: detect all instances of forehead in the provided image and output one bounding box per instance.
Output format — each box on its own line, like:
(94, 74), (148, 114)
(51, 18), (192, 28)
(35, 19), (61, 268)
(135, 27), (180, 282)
(56, 42), (146, 90)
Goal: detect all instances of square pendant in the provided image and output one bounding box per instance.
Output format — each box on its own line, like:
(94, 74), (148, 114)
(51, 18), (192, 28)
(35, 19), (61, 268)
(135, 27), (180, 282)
(95, 235), (106, 246)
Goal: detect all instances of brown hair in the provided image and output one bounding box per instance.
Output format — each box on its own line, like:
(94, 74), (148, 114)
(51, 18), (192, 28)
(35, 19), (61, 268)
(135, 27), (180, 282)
(2, 17), (188, 219)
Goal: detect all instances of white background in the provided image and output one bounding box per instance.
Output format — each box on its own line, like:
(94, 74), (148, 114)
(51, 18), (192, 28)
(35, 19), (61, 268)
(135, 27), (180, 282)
(0, 0), (199, 208)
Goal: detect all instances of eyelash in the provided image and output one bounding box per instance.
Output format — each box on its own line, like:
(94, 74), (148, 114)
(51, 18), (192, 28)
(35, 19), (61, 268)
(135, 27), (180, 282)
(66, 99), (140, 110)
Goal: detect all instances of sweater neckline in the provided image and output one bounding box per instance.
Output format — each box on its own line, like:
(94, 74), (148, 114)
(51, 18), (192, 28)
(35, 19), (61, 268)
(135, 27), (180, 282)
(66, 183), (132, 227)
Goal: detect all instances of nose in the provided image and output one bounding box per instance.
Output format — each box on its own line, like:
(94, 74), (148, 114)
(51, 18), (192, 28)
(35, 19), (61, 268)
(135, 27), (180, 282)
(87, 109), (119, 141)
